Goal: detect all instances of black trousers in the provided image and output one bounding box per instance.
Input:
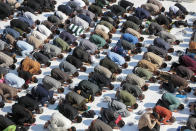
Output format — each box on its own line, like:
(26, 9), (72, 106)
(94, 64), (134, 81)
(18, 69), (33, 82)
(156, 99), (170, 110)
(162, 82), (176, 93)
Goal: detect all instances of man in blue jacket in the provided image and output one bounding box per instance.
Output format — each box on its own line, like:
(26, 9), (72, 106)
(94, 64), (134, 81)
(153, 38), (174, 53)
(134, 7), (152, 20)
(31, 84), (55, 107)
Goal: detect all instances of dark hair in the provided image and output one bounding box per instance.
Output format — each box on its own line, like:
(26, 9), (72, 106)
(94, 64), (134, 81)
(80, 67), (86, 72)
(57, 54), (64, 59)
(108, 33), (113, 39)
(184, 86), (192, 93)
(142, 85), (148, 91)
(58, 24), (64, 28)
(117, 68), (122, 74)
(67, 48), (72, 52)
(36, 107), (43, 114)
(139, 37), (144, 42)
(175, 40), (180, 45)
(76, 116), (82, 123)
(67, 79), (73, 84)
(161, 7), (165, 12)
(95, 91), (102, 96)
(103, 44), (109, 49)
(9, 64), (16, 70)
(149, 77), (157, 83)
(170, 62), (179, 71)
(165, 55), (172, 61)
(73, 72), (79, 77)
(124, 56), (131, 61)
(0, 102), (5, 108)
(81, 34), (86, 39)
(66, 20), (71, 25)
(38, 70), (42, 74)
(154, 70), (160, 76)
(190, 76), (196, 82)
(26, 28), (31, 34)
(107, 39), (112, 43)
(33, 77), (38, 83)
(35, 20), (40, 25)
(147, 16), (152, 21)
(139, 25), (145, 30)
(71, 126), (76, 131)
(122, 63), (128, 69)
(133, 103), (138, 109)
(23, 83), (29, 89)
(168, 48), (174, 53)
(13, 58), (17, 63)
(178, 104), (184, 110)
(168, 24), (172, 30)
(93, 17), (98, 22)
(52, 1), (57, 5)
(72, 42), (78, 47)
(29, 118), (36, 124)
(109, 84), (114, 90)
(135, 48), (142, 54)
(152, 112), (159, 119)
(180, 15), (185, 19)
(23, 33), (27, 38)
(161, 63), (167, 68)
(136, 43), (143, 47)
(49, 98), (56, 104)
(117, 120), (125, 128)
(58, 88), (64, 93)
(46, 62), (51, 67)
(55, 30), (60, 35)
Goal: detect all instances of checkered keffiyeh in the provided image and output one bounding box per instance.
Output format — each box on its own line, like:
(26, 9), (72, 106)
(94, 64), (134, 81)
(69, 24), (84, 36)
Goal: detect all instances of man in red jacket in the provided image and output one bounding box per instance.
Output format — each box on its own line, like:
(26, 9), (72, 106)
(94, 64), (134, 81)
(154, 105), (176, 125)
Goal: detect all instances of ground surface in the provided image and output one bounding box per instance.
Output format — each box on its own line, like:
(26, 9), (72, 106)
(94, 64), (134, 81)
(0, 0), (196, 131)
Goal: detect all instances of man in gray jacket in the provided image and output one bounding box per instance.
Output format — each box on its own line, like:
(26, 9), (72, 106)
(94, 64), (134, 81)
(41, 44), (63, 59)
(94, 65), (113, 80)
(0, 52), (16, 69)
(42, 75), (64, 93)
(103, 96), (130, 117)
(157, 31), (180, 45)
(44, 112), (76, 131)
(121, 82), (145, 100)
(123, 73), (149, 91)
(59, 60), (79, 77)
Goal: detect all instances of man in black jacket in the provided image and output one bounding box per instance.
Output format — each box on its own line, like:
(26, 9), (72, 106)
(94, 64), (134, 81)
(58, 100), (82, 123)
(88, 72), (114, 90)
(7, 103), (35, 126)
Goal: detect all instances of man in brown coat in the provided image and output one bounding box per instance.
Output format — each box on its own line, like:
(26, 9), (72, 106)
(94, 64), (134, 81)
(137, 59), (157, 72)
(26, 35), (44, 49)
(158, 72), (191, 94)
(143, 52), (167, 69)
(0, 52), (16, 69)
(20, 57), (41, 75)
(0, 83), (18, 103)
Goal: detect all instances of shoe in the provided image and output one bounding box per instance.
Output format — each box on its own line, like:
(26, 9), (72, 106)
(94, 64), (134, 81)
(128, 122), (134, 126)
(117, 76), (124, 82)
(137, 110), (144, 115)
(159, 89), (165, 94)
(176, 50), (184, 56)
(95, 54), (100, 59)
(178, 120), (186, 125)
(148, 35), (156, 39)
